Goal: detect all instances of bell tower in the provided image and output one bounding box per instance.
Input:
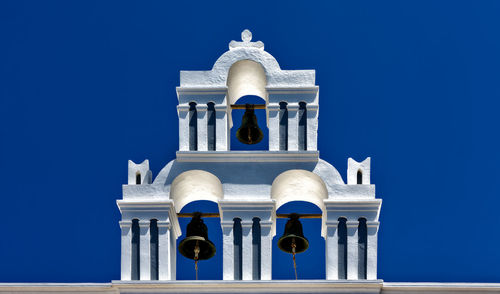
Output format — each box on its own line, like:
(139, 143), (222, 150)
(117, 30), (382, 281)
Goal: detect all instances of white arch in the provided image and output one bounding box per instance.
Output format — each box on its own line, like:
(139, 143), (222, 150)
(271, 169), (328, 237)
(271, 169), (328, 212)
(226, 59), (267, 128)
(170, 170), (223, 213)
(227, 59), (267, 106)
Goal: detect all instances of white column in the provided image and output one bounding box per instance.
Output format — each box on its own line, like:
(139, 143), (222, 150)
(196, 105), (208, 151)
(306, 106), (318, 151)
(367, 222), (379, 280)
(177, 106), (189, 151)
(120, 221), (132, 280)
(347, 221), (359, 280)
(139, 220), (151, 280)
(215, 105), (228, 151)
(241, 221), (253, 280)
(287, 104), (299, 151)
(158, 221), (175, 280)
(267, 105), (279, 151)
(221, 221), (235, 280)
(260, 221), (273, 280)
(325, 221), (339, 280)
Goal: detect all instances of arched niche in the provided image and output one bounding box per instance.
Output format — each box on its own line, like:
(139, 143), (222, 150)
(273, 201), (325, 280)
(226, 60), (267, 128)
(176, 200), (222, 280)
(170, 170), (223, 213)
(271, 169), (328, 237)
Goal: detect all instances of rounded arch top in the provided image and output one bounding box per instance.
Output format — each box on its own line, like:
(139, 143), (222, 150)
(212, 48), (282, 79)
(227, 59), (267, 106)
(170, 170), (223, 213)
(179, 31), (316, 88)
(271, 169), (328, 213)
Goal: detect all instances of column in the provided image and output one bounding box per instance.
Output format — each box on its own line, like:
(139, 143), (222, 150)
(260, 221), (273, 280)
(139, 220), (151, 280)
(241, 221), (253, 280)
(177, 106), (189, 151)
(120, 221), (132, 280)
(306, 106), (318, 151)
(287, 104), (299, 151)
(221, 221), (235, 280)
(346, 221), (359, 280)
(366, 222), (379, 280)
(325, 221), (339, 280)
(196, 104), (208, 151)
(267, 104), (279, 151)
(215, 105), (228, 151)
(158, 221), (175, 280)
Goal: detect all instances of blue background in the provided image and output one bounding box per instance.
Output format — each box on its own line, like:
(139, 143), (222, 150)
(1, 0), (500, 282)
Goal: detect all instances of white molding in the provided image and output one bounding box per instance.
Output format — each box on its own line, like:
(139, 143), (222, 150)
(176, 151), (319, 162)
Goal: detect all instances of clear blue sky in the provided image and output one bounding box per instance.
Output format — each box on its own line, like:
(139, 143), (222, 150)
(1, 0), (500, 283)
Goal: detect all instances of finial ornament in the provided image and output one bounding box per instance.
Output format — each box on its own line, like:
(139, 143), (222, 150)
(229, 29), (264, 50)
(241, 29), (252, 42)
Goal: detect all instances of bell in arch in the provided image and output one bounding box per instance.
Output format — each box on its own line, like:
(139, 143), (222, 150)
(236, 104), (264, 145)
(278, 213), (309, 279)
(178, 212), (216, 263)
(277, 213), (309, 254)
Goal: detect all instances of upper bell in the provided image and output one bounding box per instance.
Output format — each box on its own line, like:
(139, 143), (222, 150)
(178, 212), (216, 260)
(277, 213), (309, 254)
(236, 104), (264, 145)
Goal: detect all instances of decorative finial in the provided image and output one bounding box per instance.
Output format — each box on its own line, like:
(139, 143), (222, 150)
(229, 29), (264, 50)
(241, 29), (252, 42)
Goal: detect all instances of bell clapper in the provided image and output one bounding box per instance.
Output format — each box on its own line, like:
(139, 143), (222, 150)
(291, 237), (298, 280)
(194, 240), (200, 280)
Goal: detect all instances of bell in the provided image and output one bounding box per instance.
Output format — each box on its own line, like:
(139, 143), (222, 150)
(236, 104), (264, 145)
(277, 213), (309, 254)
(178, 212), (216, 261)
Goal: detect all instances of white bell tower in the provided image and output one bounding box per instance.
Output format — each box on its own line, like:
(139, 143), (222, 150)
(117, 30), (382, 281)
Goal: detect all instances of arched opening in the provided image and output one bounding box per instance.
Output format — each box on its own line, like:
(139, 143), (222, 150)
(273, 201), (325, 279)
(357, 170), (363, 185)
(131, 219), (140, 280)
(229, 95), (269, 150)
(358, 217), (367, 279)
(233, 218), (242, 280)
(226, 60), (269, 150)
(338, 217), (347, 279)
(271, 169), (328, 216)
(279, 102), (288, 151)
(135, 172), (141, 185)
(207, 102), (216, 151)
(189, 102), (198, 151)
(252, 217), (261, 280)
(176, 200), (222, 280)
(150, 219), (159, 280)
(170, 170), (223, 213)
(298, 102), (307, 151)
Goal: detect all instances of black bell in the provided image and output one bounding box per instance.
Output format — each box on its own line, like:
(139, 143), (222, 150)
(236, 104), (264, 145)
(277, 213), (309, 254)
(178, 212), (216, 261)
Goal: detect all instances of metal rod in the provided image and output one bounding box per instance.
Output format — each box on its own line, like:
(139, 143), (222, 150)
(278, 213), (322, 219)
(230, 104), (266, 109)
(177, 213), (220, 218)
(177, 213), (323, 219)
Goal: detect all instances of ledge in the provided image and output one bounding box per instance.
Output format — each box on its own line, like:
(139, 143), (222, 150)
(176, 151), (319, 163)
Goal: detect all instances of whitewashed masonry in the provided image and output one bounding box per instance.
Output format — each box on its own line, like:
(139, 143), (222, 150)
(116, 30), (381, 281)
